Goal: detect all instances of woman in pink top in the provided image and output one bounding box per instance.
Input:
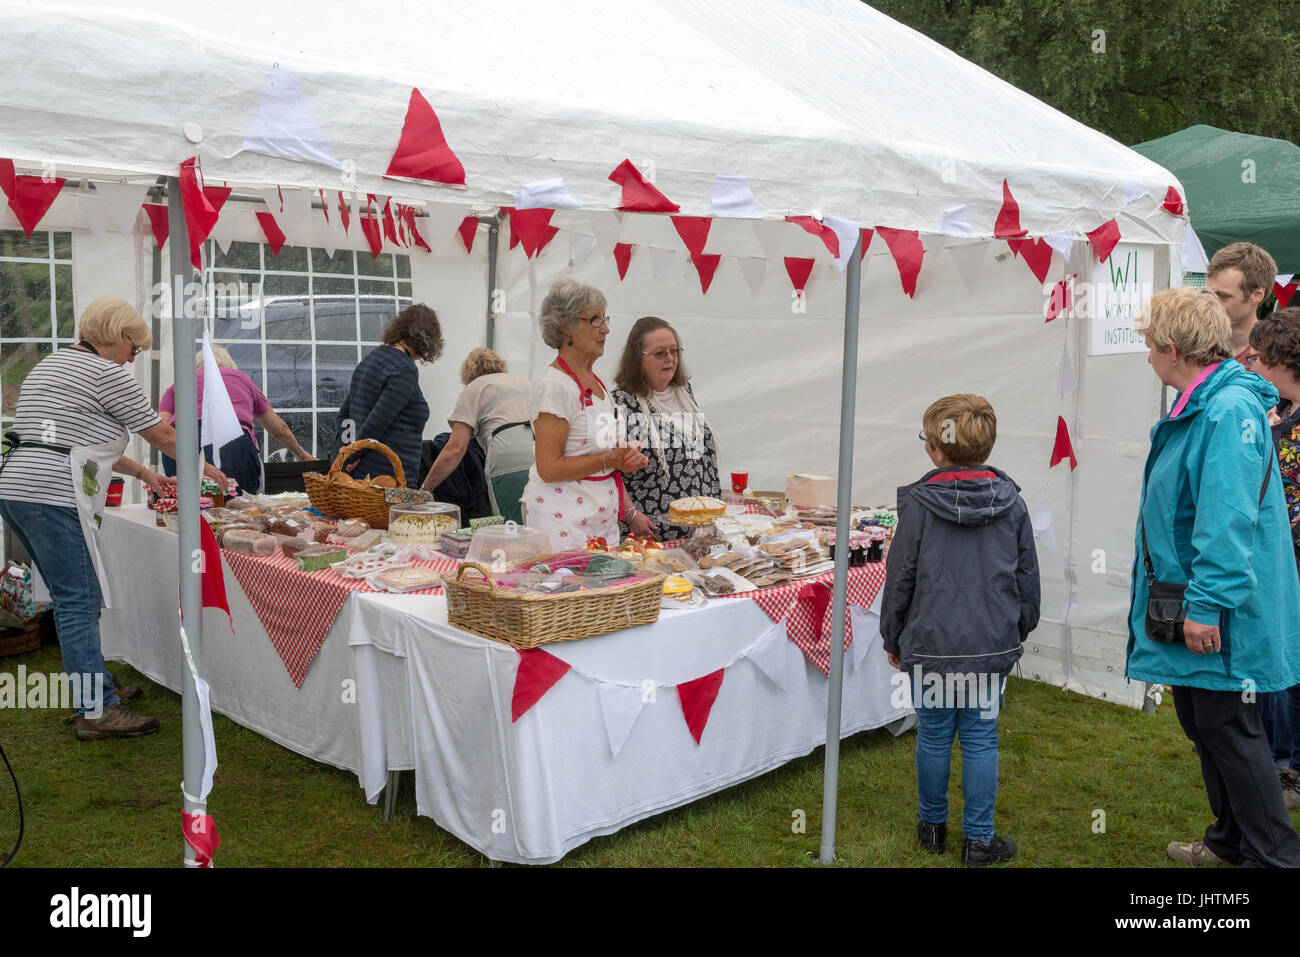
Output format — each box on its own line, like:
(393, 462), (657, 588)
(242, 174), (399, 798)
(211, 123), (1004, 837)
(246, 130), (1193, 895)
(159, 347), (314, 493)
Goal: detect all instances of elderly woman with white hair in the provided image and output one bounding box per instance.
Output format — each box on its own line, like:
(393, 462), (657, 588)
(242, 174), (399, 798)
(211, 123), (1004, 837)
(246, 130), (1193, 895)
(523, 279), (653, 550)
(159, 345), (314, 494)
(0, 298), (227, 740)
(421, 347), (533, 523)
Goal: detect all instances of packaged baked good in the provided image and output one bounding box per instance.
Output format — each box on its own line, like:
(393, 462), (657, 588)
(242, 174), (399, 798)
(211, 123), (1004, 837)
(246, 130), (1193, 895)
(293, 545), (348, 572)
(333, 519), (370, 538)
(267, 516), (311, 537)
(374, 566), (443, 592)
(279, 536), (314, 558)
(222, 528), (278, 557)
(309, 522), (338, 543)
(348, 529), (387, 551)
(388, 503), (461, 546)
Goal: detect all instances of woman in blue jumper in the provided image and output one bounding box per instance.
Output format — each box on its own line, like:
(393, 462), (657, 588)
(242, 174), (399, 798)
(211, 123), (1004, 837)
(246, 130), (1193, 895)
(336, 304), (443, 487)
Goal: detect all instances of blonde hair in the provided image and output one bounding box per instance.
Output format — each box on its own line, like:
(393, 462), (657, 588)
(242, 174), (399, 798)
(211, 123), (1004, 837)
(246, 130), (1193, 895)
(460, 347), (507, 385)
(197, 346), (235, 369)
(77, 297), (152, 350)
(1134, 287), (1232, 365)
(922, 394), (997, 466)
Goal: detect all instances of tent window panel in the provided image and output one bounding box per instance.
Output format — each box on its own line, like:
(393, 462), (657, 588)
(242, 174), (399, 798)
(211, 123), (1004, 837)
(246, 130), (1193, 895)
(222, 343), (264, 391)
(1, 342), (52, 416)
(0, 259), (53, 338)
(54, 264), (73, 338)
(266, 245), (308, 273)
(263, 342), (313, 409)
(315, 344), (356, 409)
(396, 256), (411, 280)
(312, 248), (354, 275)
(213, 241), (261, 271)
(314, 412), (337, 461)
(269, 411), (313, 459)
(357, 252), (394, 279)
(0, 231), (51, 260)
(311, 277), (359, 341)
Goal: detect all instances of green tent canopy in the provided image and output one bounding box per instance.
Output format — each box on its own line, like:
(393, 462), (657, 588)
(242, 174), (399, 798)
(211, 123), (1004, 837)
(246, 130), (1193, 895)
(1134, 124), (1300, 274)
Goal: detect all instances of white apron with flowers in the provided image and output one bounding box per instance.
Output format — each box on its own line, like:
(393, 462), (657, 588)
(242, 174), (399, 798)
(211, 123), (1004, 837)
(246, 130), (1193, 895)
(523, 378), (621, 552)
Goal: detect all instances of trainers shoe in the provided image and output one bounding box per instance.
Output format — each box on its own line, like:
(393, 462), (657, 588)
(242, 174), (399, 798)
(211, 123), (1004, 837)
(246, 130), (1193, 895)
(917, 820), (947, 854)
(74, 703), (160, 741)
(962, 834), (1016, 867)
(1280, 770), (1300, 811)
(1166, 840), (1230, 866)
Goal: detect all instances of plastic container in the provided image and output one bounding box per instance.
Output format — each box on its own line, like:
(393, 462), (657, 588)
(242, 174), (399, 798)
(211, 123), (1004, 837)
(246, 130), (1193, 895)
(388, 502), (461, 546)
(465, 521), (551, 568)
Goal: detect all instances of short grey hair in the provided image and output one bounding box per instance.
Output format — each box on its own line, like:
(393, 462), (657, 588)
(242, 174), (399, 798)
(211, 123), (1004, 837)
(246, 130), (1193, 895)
(539, 279), (606, 350)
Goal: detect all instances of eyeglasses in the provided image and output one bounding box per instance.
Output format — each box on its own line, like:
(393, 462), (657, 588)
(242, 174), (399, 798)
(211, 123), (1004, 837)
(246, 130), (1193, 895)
(128, 340), (143, 358)
(643, 348), (682, 362)
(578, 313), (611, 329)
(1244, 353), (1261, 369)
(918, 430), (929, 443)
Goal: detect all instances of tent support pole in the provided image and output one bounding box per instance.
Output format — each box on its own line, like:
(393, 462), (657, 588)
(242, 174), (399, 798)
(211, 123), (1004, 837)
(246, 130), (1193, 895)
(819, 235), (863, 864)
(484, 214), (500, 350)
(148, 243), (162, 471)
(166, 178), (204, 867)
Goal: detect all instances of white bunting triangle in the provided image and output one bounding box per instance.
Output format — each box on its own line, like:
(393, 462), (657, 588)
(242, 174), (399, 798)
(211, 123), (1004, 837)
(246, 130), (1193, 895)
(1042, 229), (1073, 262)
(277, 187), (313, 244)
(649, 247), (675, 285)
(1277, 274), (1295, 286)
(571, 232), (597, 268)
(256, 186), (284, 215)
(315, 207), (337, 259)
(709, 175), (759, 217)
(1058, 341), (1077, 397)
(588, 210), (623, 254)
(92, 181), (151, 235)
(596, 681), (646, 759)
(242, 63), (340, 169)
(745, 622), (789, 690)
(739, 256), (767, 296)
(752, 219), (786, 262)
(849, 607), (878, 672)
(947, 242), (987, 293)
(1120, 178), (1151, 205)
(1032, 499), (1056, 551)
(939, 205), (974, 238)
(423, 201), (473, 251)
(77, 195), (112, 239)
(208, 208), (238, 256)
(1182, 225), (1209, 274)
(822, 215), (860, 272)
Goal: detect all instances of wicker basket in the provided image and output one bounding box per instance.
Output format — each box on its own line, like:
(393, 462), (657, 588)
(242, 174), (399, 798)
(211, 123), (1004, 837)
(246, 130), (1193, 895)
(0, 614), (42, 658)
(445, 558), (665, 648)
(303, 439), (406, 529)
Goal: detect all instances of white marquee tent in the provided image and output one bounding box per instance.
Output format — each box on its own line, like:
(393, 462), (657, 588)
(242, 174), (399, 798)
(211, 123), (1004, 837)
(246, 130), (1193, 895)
(1, 0), (1192, 860)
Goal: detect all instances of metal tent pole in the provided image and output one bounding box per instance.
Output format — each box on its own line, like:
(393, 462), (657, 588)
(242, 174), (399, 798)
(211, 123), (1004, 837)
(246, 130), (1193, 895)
(818, 233), (863, 863)
(165, 179), (204, 866)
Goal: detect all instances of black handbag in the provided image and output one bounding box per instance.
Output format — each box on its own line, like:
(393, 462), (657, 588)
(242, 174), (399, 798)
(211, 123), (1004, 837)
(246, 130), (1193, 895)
(1140, 447), (1272, 644)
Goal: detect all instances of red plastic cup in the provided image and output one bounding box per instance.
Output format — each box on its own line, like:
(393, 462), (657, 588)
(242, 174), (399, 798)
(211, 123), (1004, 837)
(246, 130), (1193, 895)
(106, 478), (125, 507)
(730, 471), (749, 494)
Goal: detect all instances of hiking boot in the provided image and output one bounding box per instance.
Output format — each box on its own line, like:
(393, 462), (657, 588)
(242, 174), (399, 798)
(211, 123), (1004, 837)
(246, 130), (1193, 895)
(1166, 840), (1231, 866)
(111, 678), (142, 703)
(917, 820), (947, 854)
(1281, 770), (1300, 811)
(962, 834), (1016, 867)
(74, 703), (160, 741)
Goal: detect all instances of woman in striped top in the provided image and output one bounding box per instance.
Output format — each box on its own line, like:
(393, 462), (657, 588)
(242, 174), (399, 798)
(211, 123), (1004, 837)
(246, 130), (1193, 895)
(0, 298), (227, 741)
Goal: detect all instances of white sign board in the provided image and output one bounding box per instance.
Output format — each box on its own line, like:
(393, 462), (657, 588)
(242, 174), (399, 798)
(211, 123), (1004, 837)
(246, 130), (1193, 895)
(1089, 243), (1155, 355)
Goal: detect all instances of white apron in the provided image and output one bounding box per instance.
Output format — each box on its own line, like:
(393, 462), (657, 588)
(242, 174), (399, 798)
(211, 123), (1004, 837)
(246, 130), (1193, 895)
(68, 428), (129, 608)
(524, 387), (621, 551)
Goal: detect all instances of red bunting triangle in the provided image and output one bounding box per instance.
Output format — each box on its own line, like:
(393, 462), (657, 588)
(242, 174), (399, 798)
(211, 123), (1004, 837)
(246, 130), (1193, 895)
(613, 242), (635, 280)
(1007, 237), (1053, 284)
(690, 252), (722, 294)
(1045, 275), (1074, 322)
(785, 215), (839, 258)
(403, 205), (431, 252)
(994, 179), (1028, 239)
(507, 207), (560, 259)
(319, 189), (329, 224)
(198, 519), (232, 628)
(1087, 219), (1121, 263)
(204, 186), (231, 217)
(337, 191), (350, 234)
(358, 203), (383, 258)
(458, 216), (478, 254)
(677, 669), (725, 745)
(381, 198), (401, 247)
(0, 159), (66, 238)
(143, 203), (169, 249)
(1162, 186), (1185, 216)
(511, 648), (571, 722)
(608, 159), (679, 213)
(876, 226), (924, 298)
(1050, 416), (1078, 470)
(860, 228), (874, 262)
(179, 157), (220, 269)
(384, 88), (466, 186)
(784, 256), (815, 293)
(670, 215), (712, 257)
(255, 211), (287, 257)
(1273, 282), (1298, 309)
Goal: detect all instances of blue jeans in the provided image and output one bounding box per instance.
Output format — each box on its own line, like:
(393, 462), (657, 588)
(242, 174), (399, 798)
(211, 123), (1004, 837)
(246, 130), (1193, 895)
(0, 499), (118, 715)
(1260, 689), (1300, 772)
(913, 677), (1001, 842)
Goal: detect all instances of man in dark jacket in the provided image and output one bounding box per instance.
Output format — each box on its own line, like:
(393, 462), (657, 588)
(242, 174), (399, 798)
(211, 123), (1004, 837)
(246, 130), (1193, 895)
(880, 394), (1040, 866)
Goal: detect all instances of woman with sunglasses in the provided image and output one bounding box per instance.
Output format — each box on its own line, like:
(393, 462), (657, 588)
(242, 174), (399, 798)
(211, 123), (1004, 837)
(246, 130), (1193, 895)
(524, 279), (651, 551)
(611, 317), (721, 542)
(0, 297), (227, 741)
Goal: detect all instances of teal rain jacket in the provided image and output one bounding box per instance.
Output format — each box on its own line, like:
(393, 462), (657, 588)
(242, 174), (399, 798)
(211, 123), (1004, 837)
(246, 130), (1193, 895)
(1127, 359), (1300, 692)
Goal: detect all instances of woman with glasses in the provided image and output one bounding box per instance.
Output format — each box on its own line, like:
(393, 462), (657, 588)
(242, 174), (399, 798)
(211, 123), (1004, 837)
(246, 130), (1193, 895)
(523, 279), (651, 550)
(0, 298), (227, 741)
(611, 316), (721, 542)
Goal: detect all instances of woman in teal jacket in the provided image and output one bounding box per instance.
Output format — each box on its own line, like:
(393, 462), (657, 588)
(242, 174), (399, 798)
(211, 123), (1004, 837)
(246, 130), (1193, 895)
(1129, 287), (1300, 868)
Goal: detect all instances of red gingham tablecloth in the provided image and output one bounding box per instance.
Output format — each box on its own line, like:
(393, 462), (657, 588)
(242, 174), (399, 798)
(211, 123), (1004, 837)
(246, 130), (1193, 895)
(718, 563), (887, 675)
(221, 550), (459, 687)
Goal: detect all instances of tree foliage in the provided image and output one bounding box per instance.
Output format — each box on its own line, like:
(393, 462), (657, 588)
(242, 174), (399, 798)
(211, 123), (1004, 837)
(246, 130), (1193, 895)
(868, 0), (1300, 145)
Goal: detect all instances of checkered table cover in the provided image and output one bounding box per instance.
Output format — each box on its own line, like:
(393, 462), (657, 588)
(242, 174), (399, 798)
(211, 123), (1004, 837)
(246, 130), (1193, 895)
(221, 549), (459, 687)
(717, 563), (887, 675)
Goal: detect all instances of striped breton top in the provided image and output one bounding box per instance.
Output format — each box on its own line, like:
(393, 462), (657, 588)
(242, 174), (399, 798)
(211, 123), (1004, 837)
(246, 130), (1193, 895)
(0, 348), (160, 508)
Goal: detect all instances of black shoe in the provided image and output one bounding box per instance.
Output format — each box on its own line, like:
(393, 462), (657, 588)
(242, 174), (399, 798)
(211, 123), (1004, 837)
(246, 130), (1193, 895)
(917, 820), (947, 854)
(962, 834), (1016, 867)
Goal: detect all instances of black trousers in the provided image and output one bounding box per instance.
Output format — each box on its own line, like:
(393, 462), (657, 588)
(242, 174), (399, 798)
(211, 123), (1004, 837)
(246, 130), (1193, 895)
(1172, 685), (1300, 867)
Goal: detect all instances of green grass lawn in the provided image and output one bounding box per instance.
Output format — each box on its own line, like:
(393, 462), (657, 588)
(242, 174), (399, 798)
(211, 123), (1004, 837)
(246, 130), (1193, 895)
(2, 640), (1286, 868)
